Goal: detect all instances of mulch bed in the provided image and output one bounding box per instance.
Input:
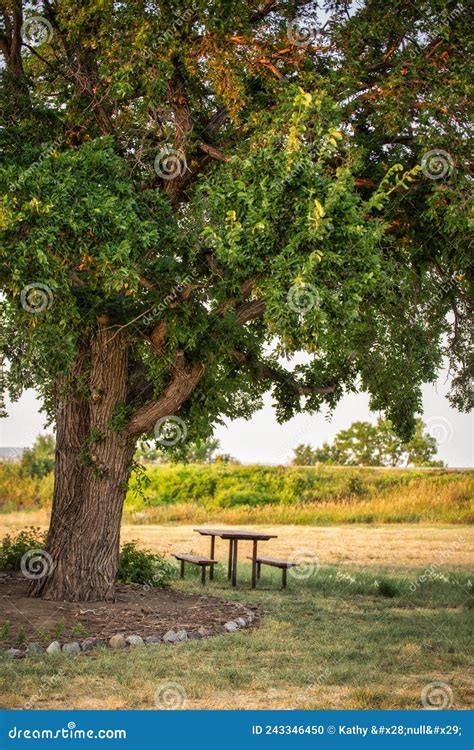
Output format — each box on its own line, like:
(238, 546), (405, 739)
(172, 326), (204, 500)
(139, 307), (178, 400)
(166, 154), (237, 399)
(0, 572), (258, 649)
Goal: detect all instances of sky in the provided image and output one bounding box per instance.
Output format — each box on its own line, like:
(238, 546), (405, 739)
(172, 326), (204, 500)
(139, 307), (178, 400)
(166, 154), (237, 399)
(1, 363), (472, 467)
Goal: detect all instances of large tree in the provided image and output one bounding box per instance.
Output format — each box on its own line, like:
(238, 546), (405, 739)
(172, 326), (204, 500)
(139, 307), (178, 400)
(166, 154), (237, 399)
(0, 0), (471, 600)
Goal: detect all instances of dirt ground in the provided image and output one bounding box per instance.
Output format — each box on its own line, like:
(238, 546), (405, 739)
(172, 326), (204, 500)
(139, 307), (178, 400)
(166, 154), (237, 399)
(0, 573), (255, 649)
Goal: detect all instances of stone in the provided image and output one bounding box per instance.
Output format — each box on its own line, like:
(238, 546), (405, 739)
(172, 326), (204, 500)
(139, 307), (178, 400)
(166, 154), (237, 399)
(46, 640), (61, 654)
(144, 636), (162, 645)
(126, 635), (144, 647)
(187, 631), (203, 641)
(175, 630), (188, 642)
(81, 638), (106, 652)
(224, 621), (238, 632)
(109, 634), (127, 649)
(62, 642), (81, 655)
(235, 617), (246, 627)
(6, 648), (23, 659)
(163, 629), (178, 643)
(27, 643), (45, 654)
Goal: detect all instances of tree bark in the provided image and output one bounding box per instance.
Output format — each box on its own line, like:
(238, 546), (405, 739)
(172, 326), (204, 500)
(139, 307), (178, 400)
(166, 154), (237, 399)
(29, 324), (136, 601)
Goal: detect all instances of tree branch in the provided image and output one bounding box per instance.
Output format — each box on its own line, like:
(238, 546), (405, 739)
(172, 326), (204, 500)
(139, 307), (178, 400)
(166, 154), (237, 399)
(198, 141), (230, 162)
(234, 298), (266, 324)
(127, 353), (205, 436)
(231, 350), (339, 395)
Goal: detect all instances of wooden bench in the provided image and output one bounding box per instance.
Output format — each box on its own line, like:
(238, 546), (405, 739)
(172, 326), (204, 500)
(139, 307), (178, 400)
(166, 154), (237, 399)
(173, 553), (217, 585)
(247, 556), (298, 589)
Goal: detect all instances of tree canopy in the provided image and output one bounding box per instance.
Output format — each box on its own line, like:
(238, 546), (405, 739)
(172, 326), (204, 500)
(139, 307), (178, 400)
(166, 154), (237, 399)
(292, 417), (443, 467)
(1, 0), (472, 601)
(135, 434), (223, 464)
(1, 0), (472, 448)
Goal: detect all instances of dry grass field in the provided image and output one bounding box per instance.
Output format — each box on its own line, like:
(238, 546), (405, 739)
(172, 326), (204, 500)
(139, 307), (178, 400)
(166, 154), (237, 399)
(0, 518), (472, 711)
(0, 512), (472, 569)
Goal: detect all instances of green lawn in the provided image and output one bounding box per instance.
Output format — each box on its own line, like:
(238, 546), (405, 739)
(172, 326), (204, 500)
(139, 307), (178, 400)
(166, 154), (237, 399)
(1, 562), (472, 710)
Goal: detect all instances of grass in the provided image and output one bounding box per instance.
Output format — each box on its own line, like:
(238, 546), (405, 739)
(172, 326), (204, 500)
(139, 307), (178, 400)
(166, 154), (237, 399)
(123, 465), (473, 524)
(0, 478), (471, 710)
(1, 463), (472, 524)
(0, 562), (472, 710)
(123, 477), (473, 524)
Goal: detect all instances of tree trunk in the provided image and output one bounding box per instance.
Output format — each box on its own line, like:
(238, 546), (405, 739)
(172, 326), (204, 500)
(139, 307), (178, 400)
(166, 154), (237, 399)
(30, 324), (136, 601)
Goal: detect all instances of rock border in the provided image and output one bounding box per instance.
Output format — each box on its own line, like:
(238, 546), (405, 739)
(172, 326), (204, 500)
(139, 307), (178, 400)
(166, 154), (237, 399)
(3, 604), (257, 658)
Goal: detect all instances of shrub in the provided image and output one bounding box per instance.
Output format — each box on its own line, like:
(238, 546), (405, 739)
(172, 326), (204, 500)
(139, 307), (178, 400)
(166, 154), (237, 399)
(0, 528), (46, 570)
(376, 579), (399, 598)
(0, 532), (175, 589)
(118, 541), (175, 588)
(0, 463), (42, 511)
(213, 488), (279, 507)
(347, 476), (368, 497)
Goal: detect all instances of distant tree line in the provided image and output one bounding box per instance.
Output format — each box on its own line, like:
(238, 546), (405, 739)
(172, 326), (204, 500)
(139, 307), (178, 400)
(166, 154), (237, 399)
(292, 419), (443, 468)
(17, 419), (442, 480)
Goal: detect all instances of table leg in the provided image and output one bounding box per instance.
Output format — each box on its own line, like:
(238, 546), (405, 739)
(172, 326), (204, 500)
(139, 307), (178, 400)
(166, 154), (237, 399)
(210, 536), (215, 580)
(231, 539), (238, 587)
(227, 540), (233, 579)
(251, 540), (258, 589)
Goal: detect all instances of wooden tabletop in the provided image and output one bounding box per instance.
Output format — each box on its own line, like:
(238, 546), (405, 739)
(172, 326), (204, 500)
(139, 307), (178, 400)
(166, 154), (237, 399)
(194, 528), (278, 541)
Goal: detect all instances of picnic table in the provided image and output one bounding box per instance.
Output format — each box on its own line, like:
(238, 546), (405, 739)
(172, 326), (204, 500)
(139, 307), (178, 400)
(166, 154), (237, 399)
(194, 528), (278, 588)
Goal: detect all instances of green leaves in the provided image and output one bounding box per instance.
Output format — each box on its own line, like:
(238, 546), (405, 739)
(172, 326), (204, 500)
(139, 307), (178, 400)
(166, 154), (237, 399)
(0, 0), (470, 439)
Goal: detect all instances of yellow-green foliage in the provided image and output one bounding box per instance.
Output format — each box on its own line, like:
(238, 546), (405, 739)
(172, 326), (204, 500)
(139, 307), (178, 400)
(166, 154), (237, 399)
(0, 463), (53, 511)
(124, 464), (473, 524)
(1, 462), (472, 524)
